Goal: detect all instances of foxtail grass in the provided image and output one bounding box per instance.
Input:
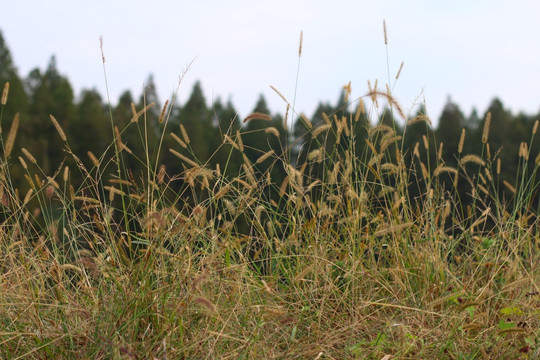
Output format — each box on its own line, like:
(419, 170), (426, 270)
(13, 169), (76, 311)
(0, 44), (539, 360)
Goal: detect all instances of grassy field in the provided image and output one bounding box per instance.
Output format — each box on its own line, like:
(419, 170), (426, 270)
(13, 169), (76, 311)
(1, 44), (539, 359)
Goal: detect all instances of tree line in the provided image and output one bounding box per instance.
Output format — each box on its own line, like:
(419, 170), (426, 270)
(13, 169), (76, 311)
(1, 30), (539, 221)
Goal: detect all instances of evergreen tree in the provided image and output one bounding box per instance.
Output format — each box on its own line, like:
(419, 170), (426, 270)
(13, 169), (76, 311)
(436, 98), (465, 166)
(375, 106), (402, 157)
(0, 30), (30, 195)
(477, 98), (517, 182)
(243, 95), (284, 166)
(243, 95), (287, 193)
(137, 74), (162, 141)
(292, 101), (333, 164)
(402, 104), (434, 160)
(178, 81), (214, 163)
(210, 98), (241, 177)
(0, 30), (28, 124)
(114, 90), (136, 127)
(401, 105), (436, 206)
(25, 56), (77, 174)
(74, 89), (110, 157)
(109, 90), (145, 181)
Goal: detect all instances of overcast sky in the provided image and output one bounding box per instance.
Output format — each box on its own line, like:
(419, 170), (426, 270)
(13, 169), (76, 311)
(3, 1), (540, 126)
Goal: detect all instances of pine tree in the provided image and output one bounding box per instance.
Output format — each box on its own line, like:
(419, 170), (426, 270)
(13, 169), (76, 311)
(436, 98), (465, 166)
(477, 98), (517, 182)
(25, 56), (77, 174)
(210, 98), (241, 177)
(137, 74), (162, 141)
(178, 81), (214, 163)
(243, 94), (287, 198)
(243, 94), (279, 165)
(0, 30), (28, 124)
(74, 89), (110, 157)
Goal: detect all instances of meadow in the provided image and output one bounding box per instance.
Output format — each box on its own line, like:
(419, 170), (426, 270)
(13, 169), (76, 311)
(0, 34), (539, 359)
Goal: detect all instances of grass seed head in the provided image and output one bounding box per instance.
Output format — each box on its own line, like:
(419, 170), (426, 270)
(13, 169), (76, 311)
(1, 82), (9, 105)
(87, 151), (100, 168)
(354, 98), (365, 122)
(265, 127), (280, 138)
(300, 113), (312, 129)
(322, 112), (331, 125)
(395, 61), (404, 80)
(407, 114), (431, 126)
(503, 180), (516, 194)
(519, 142), (529, 160)
(180, 124), (191, 144)
(49, 114), (66, 142)
(194, 296), (216, 314)
(422, 135), (429, 150)
(413, 142), (420, 158)
(433, 165), (458, 177)
(482, 112), (491, 144)
(420, 162), (429, 179)
(243, 112), (272, 123)
(343, 81), (352, 102)
(214, 184), (230, 200)
(158, 99), (169, 124)
(63, 166), (69, 182)
(256, 150), (275, 164)
(169, 148), (199, 168)
(269, 85), (288, 105)
(157, 164), (166, 184)
(298, 30), (303, 57)
(18, 156), (27, 170)
(460, 154), (485, 167)
(236, 130), (244, 152)
(312, 124), (331, 137)
(279, 176), (289, 196)
(5, 113), (19, 158)
(21, 148), (37, 164)
(383, 19), (388, 44)
(307, 148), (323, 162)
(458, 128), (466, 154)
(171, 132), (187, 149)
(23, 188), (33, 205)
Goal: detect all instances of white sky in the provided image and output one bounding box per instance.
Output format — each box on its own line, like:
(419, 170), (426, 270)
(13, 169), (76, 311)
(3, 0), (540, 125)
